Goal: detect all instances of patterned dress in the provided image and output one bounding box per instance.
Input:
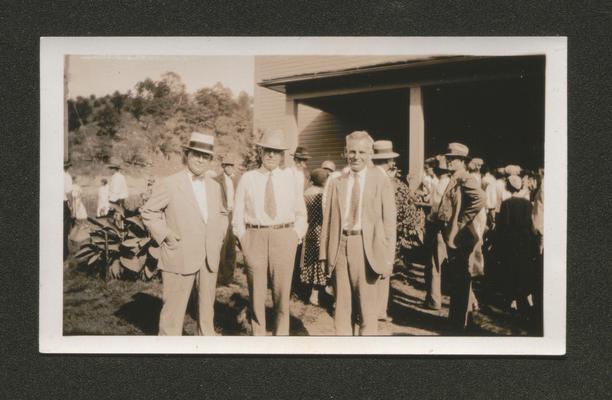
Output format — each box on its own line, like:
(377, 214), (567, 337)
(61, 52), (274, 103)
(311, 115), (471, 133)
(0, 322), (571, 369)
(299, 187), (328, 286)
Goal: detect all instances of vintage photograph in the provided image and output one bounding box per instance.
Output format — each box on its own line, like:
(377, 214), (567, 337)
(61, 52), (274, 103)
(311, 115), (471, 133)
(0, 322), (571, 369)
(40, 37), (566, 354)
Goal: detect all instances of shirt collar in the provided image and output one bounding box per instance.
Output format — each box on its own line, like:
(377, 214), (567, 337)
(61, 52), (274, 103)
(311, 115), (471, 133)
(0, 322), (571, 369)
(352, 166), (368, 179)
(259, 166), (280, 176)
(187, 169), (205, 182)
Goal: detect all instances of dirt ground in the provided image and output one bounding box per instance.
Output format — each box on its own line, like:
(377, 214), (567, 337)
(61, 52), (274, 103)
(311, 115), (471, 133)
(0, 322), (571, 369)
(63, 251), (537, 336)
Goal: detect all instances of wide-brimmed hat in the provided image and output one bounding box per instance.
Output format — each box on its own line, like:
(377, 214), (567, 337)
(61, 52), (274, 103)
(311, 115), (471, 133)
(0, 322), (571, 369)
(444, 142), (470, 159)
(291, 146), (311, 160)
(220, 153), (239, 166)
(321, 160), (336, 172)
(504, 164), (522, 176)
(371, 140), (399, 160)
(182, 131), (215, 155)
(108, 157), (122, 169)
(424, 157), (437, 168)
(256, 129), (288, 150)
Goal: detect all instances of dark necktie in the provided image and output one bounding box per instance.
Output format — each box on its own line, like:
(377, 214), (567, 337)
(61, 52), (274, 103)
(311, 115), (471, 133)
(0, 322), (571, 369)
(264, 172), (277, 220)
(347, 173), (360, 229)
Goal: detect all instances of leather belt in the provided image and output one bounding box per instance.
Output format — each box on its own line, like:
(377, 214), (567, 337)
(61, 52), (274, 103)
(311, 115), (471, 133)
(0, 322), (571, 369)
(342, 229), (362, 236)
(246, 222), (294, 230)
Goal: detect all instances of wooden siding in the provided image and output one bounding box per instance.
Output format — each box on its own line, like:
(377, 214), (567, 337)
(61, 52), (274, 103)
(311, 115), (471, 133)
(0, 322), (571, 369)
(254, 56), (415, 170)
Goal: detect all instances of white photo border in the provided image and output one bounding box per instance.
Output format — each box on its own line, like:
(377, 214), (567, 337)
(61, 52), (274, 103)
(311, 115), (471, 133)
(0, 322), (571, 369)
(40, 36), (567, 355)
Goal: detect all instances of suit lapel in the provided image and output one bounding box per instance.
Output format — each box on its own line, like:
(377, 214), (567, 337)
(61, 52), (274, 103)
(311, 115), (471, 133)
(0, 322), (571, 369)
(337, 173), (349, 222)
(205, 176), (219, 219)
(363, 167), (376, 211)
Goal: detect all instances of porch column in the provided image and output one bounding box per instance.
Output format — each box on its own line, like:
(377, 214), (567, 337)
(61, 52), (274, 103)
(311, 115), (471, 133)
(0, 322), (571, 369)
(64, 55), (69, 163)
(284, 96), (298, 166)
(408, 86), (425, 190)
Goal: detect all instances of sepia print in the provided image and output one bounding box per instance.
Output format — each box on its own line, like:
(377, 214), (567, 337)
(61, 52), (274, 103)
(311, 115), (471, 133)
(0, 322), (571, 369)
(40, 37), (566, 354)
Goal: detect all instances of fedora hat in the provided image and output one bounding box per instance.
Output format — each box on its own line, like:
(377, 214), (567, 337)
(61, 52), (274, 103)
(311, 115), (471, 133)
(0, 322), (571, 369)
(256, 129), (288, 150)
(220, 153), (239, 166)
(291, 146), (311, 160)
(183, 131), (215, 155)
(371, 140), (399, 160)
(108, 157), (123, 169)
(444, 142), (470, 159)
(321, 160), (336, 172)
(424, 157), (437, 168)
(504, 164), (522, 176)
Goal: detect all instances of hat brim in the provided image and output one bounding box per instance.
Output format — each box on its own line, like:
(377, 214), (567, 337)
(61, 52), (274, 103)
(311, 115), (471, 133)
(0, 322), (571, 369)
(182, 145), (215, 155)
(256, 142), (288, 151)
(444, 153), (470, 160)
(371, 152), (399, 160)
(108, 164), (121, 169)
(293, 154), (312, 160)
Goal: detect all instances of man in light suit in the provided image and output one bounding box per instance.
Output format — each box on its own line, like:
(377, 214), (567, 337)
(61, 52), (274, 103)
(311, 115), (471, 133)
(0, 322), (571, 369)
(214, 153), (240, 286)
(438, 142), (486, 331)
(320, 131), (397, 335)
(141, 131), (228, 336)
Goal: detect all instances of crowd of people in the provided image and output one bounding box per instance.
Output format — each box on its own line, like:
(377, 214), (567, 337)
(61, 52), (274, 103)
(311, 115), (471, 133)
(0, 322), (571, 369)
(64, 127), (544, 336)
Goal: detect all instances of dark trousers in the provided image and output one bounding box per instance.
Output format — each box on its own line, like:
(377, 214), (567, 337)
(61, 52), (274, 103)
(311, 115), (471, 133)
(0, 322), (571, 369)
(217, 213), (237, 286)
(447, 247), (472, 330)
(63, 201), (72, 261)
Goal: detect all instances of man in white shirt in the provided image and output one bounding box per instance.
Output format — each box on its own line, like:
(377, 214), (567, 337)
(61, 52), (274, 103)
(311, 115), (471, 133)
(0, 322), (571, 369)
(64, 160), (73, 261)
(215, 154), (240, 286)
(232, 129), (308, 336)
(108, 157), (129, 207)
(371, 140), (399, 322)
(320, 131), (396, 335)
(421, 157), (439, 203)
(141, 131), (228, 335)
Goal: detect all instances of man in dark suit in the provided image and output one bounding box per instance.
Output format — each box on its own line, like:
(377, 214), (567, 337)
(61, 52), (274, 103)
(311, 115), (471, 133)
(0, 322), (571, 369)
(214, 154), (240, 286)
(320, 131), (397, 335)
(141, 131), (228, 336)
(437, 142), (486, 331)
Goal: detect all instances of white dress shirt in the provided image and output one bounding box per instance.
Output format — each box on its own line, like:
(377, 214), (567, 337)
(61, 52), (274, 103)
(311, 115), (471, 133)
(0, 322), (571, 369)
(64, 172), (73, 201)
(223, 173), (234, 210)
(289, 166), (306, 191)
(342, 167), (367, 230)
(232, 167), (307, 240)
(188, 170), (208, 223)
(109, 171), (129, 202)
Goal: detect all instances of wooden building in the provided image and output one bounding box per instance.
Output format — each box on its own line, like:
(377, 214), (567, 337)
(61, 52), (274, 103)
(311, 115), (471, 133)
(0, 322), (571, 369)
(254, 55), (545, 188)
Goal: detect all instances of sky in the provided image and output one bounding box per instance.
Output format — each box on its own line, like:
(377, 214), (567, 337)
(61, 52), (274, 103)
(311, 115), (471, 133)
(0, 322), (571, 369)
(67, 55), (254, 99)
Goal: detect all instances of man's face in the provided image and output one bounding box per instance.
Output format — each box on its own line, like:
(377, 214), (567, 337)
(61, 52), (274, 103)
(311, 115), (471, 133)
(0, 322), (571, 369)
(294, 158), (307, 170)
(346, 139), (372, 172)
(260, 147), (283, 171)
(187, 150), (212, 176)
(222, 164), (235, 176)
(446, 156), (465, 172)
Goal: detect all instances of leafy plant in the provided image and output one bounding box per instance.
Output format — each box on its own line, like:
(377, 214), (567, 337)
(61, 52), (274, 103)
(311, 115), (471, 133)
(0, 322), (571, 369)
(393, 178), (426, 255)
(75, 206), (159, 280)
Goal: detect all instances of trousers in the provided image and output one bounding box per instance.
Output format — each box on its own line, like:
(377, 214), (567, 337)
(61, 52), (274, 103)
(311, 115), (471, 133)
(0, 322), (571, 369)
(334, 234), (379, 335)
(159, 267), (218, 336)
(424, 221), (448, 309)
(241, 227), (299, 335)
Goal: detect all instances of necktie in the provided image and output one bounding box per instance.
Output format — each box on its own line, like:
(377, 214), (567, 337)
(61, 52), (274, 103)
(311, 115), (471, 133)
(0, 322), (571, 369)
(264, 172), (277, 220)
(347, 173), (360, 229)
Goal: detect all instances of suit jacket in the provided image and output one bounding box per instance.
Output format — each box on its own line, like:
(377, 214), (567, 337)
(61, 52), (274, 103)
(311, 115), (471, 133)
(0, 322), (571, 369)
(437, 168), (486, 275)
(141, 170), (228, 275)
(319, 166), (397, 276)
(214, 172), (240, 211)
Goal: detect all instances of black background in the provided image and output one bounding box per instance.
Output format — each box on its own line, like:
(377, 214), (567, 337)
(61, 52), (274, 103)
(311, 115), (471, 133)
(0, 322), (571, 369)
(2, 1), (611, 398)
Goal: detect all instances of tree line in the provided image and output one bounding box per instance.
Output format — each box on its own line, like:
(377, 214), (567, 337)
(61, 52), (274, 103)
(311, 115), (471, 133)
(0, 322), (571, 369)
(68, 71), (258, 169)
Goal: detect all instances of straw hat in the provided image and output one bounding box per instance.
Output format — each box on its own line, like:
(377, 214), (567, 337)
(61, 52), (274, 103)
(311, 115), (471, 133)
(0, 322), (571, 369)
(371, 140), (399, 160)
(321, 160), (336, 172)
(182, 131), (215, 155)
(220, 153), (239, 166)
(444, 142), (470, 159)
(291, 146), (311, 160)
(256, 129), (288, 150)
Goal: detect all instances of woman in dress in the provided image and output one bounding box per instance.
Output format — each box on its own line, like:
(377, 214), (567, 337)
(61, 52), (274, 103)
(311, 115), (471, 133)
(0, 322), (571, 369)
(299, 168), (330, 305)
(495, 174), (537, 313)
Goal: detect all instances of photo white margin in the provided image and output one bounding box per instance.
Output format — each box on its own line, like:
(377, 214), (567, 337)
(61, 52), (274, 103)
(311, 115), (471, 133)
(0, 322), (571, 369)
(40, 36), (567, 355)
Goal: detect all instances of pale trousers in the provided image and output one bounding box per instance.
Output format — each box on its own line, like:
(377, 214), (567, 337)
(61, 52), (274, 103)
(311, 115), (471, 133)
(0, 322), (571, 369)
(242, 227), (299, 336)
(159, 267), (218, 336)
(334, 234), (379, 335)
(425, 226), (447, 309)
(377, 276), (390, 319)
